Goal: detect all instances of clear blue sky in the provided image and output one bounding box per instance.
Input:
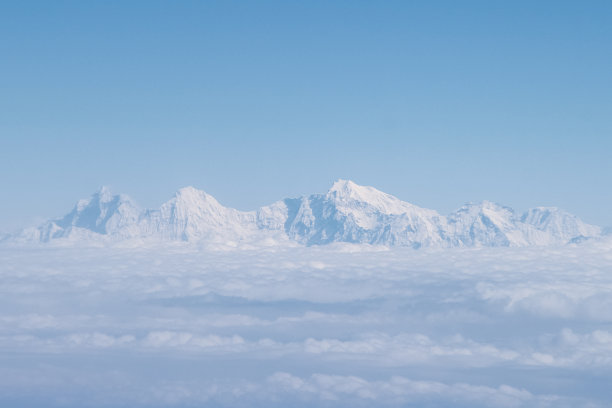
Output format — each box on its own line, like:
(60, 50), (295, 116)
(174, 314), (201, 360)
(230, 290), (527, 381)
(1, 0), (611, 232)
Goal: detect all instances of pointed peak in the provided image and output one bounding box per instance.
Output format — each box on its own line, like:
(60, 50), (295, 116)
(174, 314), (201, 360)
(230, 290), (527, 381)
(330, 179), (357, 190)
(97, 185), (111, 194)
(327, 179), (408, 203)
(172, 186), (220, 206)
(174, 186), (205, 201)
(324, 179), (428, 216)
(480, 200), (505, 209)
(90, 186), (136, 206)
(94, 186), (113, 201)
(73, 186), (115, 210)
(176, 186), (202, 196)
(327, 179), (382, 201)
(328, 179), (372, 196)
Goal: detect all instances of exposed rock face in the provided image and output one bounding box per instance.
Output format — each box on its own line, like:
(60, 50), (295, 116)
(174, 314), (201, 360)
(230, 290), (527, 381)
(12, 180), (602, 248)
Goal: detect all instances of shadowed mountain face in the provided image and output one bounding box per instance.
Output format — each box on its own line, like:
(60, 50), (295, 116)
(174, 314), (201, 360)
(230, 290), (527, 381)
(277, 180), (446, 247)
(12, 180), (602, 248)
(32, 187), (142, 242)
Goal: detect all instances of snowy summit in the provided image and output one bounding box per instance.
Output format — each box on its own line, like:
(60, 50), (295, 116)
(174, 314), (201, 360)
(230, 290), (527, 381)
(9, 180), (601, 248)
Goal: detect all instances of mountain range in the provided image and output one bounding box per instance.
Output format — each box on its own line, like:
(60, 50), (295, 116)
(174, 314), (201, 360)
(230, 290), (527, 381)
(7, 180), (602, 248)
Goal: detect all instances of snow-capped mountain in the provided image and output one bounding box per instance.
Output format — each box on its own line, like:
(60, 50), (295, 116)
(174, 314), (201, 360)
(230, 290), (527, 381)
(8, 180), (602, 248)
(138, 187), (257, 241)
(445, 201), (525, 247)
(20, 187), (142, 242)
(260, 180), (446, 247)
(520, 207), (601, 244)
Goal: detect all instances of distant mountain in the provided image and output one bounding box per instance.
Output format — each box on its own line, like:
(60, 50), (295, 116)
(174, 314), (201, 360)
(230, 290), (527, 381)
(138, 186), (257, 241)
(20, 187), (141, 242)
(8, 180), (602, 248)
(446, 201), (525, 247)
(259, 180), (445, 247)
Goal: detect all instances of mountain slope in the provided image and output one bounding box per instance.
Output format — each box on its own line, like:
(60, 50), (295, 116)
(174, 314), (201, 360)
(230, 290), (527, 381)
(520, 207), (601, 244)
(445, 201), (526, 247)
(138, 186), (257, 241)
(8, 181), (602, 248)
(21, 187), (141, 242)
(276, 180), (446, 247)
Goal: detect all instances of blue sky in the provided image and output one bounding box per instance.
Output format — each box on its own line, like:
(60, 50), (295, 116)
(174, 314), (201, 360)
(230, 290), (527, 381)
(1, 0), (611, 231)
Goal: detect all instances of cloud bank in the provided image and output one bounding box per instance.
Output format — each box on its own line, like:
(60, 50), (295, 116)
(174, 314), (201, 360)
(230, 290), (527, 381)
(1, 239), (612, 406)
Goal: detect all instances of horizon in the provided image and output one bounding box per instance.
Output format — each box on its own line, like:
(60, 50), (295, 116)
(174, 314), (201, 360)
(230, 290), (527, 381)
(6, 176), (604, 250)
(4, 178), (609, 234)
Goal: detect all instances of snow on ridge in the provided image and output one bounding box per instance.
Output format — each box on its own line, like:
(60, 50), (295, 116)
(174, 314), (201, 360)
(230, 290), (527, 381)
(4, 180), (602, 248)
(327, 179), (437, 217)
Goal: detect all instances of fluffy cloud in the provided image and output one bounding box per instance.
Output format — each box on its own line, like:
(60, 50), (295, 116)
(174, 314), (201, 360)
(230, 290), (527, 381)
(265, 372), (560, 407)
(1, 242), (612, 406)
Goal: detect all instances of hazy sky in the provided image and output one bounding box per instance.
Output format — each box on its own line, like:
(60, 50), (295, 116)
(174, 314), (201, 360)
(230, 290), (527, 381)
(1, 0), (611, 232)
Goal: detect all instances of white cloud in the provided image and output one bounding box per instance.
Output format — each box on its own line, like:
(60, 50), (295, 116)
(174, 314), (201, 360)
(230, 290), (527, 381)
(264, 372), (571, 408)
(302, 333), (521, 366)
(142, 331), (246, 350)
(1, 242), (612, 406)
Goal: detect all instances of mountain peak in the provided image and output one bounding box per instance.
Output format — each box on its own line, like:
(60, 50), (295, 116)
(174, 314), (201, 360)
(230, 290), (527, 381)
(93, 186), (113, 202)
(327, 179), (387, 201)
(324, 179), (432, 218)
(328, 179), (374, 199)
(176, 186), (202, 197)
(174, 186), (218, 204)
(329, 179), (358, 191)
(10, 181), (603, 248)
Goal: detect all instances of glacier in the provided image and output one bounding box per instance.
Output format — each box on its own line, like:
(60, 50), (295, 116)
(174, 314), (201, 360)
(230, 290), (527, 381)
(9, 179), (601, 247)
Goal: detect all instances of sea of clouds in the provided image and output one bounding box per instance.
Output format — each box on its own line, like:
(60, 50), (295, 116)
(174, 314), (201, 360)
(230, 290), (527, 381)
(1, 238), (612, 407)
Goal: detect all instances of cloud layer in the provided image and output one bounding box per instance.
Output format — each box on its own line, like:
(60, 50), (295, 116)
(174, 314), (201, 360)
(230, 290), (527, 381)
(1, 239), (612, 406)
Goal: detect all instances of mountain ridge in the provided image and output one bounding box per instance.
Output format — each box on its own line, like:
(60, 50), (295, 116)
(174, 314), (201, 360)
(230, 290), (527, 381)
(6, 180), (602, 248)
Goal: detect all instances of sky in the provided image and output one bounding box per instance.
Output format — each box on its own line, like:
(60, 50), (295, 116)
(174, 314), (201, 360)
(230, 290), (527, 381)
(1, 0), (611, 232)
